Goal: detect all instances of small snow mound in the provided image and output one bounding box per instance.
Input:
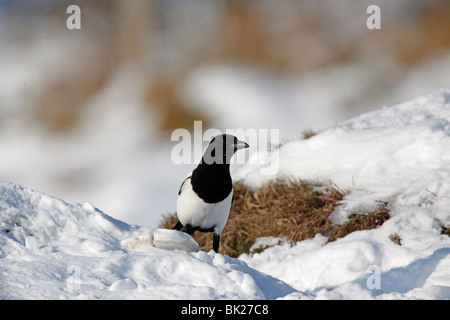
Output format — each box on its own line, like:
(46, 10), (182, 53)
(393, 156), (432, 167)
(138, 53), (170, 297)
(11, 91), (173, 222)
(152, 228), (200, 252)
(122, 228), (200, 252)
(121, 229), (154, 251)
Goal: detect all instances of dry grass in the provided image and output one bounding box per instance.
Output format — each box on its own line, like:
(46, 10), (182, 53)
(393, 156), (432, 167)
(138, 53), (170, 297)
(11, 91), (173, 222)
(302, 129), (318, 140)
(442, 226), (450, 237)
(161, 179), (391, 257)
(327, 202), (390, 242)
(390, 233), (402, 246)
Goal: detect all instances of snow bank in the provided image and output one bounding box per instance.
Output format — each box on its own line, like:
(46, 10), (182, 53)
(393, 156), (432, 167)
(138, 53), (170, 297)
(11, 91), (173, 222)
(238, 89), (450, 299)
(0, 181), (294, 299)
(237, 89), (450, 220)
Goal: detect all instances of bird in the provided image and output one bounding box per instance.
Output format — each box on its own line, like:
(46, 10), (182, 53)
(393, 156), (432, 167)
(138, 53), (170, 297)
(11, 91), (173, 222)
(173, 134), (249, 252)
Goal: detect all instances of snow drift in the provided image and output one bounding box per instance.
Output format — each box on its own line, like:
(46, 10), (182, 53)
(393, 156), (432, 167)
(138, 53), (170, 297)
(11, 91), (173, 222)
(1, 89), (450, 299)
(0, 181), (294, 299)
(237, 89), (450, 299)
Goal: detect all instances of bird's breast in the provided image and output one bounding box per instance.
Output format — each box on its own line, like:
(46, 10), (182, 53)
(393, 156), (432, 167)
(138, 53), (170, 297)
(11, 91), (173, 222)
(176, 177), (233, 233)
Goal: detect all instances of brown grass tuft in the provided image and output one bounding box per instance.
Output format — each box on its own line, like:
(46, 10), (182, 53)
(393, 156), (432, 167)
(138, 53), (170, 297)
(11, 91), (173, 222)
(161, 180), (391, 257)
(442, 226), (450, 237)
(302, 129), (318, 140)
(389, 233), (402, 246)
(328, 202), (390, 242)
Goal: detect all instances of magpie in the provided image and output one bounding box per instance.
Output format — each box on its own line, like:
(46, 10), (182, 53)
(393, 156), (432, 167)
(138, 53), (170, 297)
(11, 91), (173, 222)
(173, 134), (249, 252)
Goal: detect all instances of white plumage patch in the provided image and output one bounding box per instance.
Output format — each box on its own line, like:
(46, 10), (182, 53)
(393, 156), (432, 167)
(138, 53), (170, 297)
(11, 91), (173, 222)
(176, 174), (233, 235)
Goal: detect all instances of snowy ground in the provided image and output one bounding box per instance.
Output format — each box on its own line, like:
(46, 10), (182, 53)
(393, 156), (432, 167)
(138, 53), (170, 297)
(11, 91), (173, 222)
(0, 181), (294, 299)
(1, 90), (450, 299)
(238, 89), (450, 299)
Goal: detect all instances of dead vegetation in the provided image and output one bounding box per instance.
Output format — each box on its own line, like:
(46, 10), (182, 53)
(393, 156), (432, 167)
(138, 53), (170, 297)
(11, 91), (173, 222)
(442, 226), (450, 237)
(161, 179), (391, 257)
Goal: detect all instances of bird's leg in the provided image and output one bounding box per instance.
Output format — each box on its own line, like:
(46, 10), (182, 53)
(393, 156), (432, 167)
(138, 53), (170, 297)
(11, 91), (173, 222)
(213, 234), (220, 252)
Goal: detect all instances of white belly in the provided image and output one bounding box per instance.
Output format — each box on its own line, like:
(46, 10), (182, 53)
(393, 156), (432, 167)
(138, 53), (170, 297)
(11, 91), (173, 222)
(176, 177), (232, 235)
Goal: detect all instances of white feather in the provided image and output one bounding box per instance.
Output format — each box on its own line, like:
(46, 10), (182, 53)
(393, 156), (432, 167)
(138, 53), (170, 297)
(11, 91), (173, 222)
(176, 175), (232, 235)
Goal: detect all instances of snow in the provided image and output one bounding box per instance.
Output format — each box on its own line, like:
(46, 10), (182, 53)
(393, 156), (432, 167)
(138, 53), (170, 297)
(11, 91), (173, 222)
(151, 229), (200, 252)
(0, 181), (294, 299)
(2, 89), (450, 299)
(236, 89), (450, 222)
(237, 89), (450, 299)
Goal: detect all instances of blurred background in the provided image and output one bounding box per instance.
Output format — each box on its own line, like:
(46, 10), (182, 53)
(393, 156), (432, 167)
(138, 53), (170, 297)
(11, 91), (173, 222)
(1, 0), (450, 227)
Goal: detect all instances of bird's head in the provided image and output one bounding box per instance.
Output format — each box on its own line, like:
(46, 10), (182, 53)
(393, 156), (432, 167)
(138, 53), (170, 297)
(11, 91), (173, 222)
(202, 134), (249, 165)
